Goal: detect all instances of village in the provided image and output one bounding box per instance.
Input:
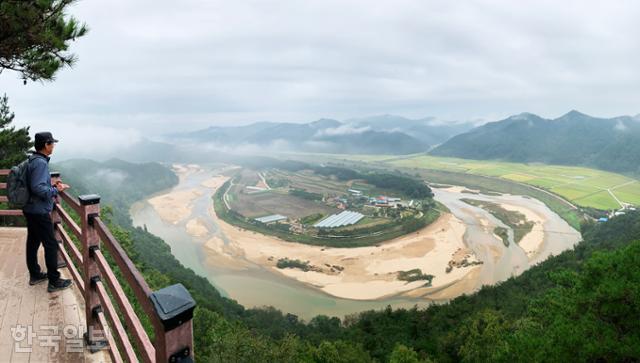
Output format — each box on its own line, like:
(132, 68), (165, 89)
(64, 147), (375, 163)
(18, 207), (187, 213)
(252, 184), (423, 233)
(215, 167), (436, 247)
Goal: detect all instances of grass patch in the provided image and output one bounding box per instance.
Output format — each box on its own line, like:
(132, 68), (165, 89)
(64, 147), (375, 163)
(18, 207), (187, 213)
(300, 213), (324, 225)
(415, 169), (583, 230)
(276, 258), (310, 271)
(397, 269), (434, 285)
(494, 226), (510, 247)
(572, 191), (621, 210)
(326, 153), (640, 211)
(461, 198), (534, 243)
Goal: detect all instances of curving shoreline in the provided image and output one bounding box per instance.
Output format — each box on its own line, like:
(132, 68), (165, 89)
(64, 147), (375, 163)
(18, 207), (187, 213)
(212, 208), (481, 300)
(138, 164), (581, 303)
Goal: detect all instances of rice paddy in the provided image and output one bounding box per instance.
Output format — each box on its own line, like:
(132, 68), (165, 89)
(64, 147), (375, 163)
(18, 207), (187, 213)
(330, 154), (640, 210)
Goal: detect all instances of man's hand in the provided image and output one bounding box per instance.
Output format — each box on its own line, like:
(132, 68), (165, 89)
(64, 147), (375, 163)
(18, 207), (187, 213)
(55, 182), (70, 192)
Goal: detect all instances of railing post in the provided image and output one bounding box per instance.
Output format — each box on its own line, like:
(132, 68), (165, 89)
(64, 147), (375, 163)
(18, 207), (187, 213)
(150, 283), (196, 362)
(78, 194), (106, 352)
(49, 172), (66, 268)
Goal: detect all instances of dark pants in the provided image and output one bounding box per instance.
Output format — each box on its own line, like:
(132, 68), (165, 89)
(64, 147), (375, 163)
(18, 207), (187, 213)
(24, 212), (61, 283)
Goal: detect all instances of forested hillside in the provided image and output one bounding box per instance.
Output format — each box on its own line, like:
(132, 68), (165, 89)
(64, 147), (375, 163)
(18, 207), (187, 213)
(60, 159), (640, 362)
(431, 111), (640, 174)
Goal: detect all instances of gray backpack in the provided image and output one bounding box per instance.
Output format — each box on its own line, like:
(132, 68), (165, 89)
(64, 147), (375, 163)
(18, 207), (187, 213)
(6, 156), (35, 209)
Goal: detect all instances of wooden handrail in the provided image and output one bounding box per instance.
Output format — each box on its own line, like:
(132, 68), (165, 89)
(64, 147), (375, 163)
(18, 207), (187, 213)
(94, 217), (154, 309)
(55, 223), (83, 265)
(95, 248), (155, 363)
(59, 190), (83, 214)
(0, 169), (22, 216)
(57, 237), (85, 294)
(94, 278), (138, 362)
(1, 171), (197, 362)
(0, 210), (23, 216)
(55, 203), (82, 239)
(95, 309), (124, 363)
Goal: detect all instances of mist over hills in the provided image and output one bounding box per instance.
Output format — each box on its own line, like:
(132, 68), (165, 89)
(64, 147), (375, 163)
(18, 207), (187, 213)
(345, 115), (474, 147)
(431, 111), (640, 174)
(84, 111), (640, 177)
(168, 115), (474, 155)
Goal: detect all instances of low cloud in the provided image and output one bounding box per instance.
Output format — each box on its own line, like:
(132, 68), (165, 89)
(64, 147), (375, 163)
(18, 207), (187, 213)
(30, 122), (142, 161)
(90, 169), (128, 186)
(614, 120), (628, 132)
(315, 125), (371, 137)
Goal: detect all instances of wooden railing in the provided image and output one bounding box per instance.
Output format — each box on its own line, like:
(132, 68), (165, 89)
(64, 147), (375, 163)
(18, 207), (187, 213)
(0, 169), (196, 362)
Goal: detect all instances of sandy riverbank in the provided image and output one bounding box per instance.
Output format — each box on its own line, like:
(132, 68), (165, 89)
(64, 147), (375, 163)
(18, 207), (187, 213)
(146, 169), (483, 300)
(442, 186), (547, 262)
(211, 206), (481, 300)
(147, 189), (203, 225)
(499, 203), (546, 260)
(132, 164), (581, 316)
(148, 172), (230, 226)
(145, 168), (563, 301)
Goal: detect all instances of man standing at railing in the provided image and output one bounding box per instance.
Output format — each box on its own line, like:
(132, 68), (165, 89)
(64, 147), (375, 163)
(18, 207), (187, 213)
(22, 132), (73, 292)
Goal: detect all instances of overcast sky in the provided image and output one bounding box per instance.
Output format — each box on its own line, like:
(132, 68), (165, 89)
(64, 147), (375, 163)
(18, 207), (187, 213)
(1, 0), (640, 154)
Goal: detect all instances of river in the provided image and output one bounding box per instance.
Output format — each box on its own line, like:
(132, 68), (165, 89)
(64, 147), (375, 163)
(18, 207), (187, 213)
(130, 164), (581, 319)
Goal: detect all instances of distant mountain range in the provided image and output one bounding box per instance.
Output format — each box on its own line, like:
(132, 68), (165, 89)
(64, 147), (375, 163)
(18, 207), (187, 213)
(168, 115), (473, 155)
(431, 111), (640, 174)
(90, 111), (640, 175)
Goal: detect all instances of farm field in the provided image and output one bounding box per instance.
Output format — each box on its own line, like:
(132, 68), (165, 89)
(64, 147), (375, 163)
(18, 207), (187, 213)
(228, 169), (340, 219)
(323, 154), (640, 211)
(231, 191), (338, 219)
(216, 165), (439, 247)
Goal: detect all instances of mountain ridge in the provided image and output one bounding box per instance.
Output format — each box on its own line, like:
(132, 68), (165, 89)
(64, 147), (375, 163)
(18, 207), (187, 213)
(168, 115), (474, 155)
(431, 110), (640, 174)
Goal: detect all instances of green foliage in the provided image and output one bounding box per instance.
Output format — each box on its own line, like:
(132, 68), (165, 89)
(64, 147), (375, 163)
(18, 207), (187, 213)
(461, 198), (534, 243)
(301, 213), (324, 225)
(310, 340), (372, 363)
(0, 94), (31, 168)
(276, 162), (433, 199)
(277, 258), (310, 271)
(397, 269), (434, 284)
(430, 111), (640, 175)
(362, 173), (433, 199)
(266, 177), (289, 188)
(493, 226), (509, 246)
(455, 309), (512, 362)
(193, 307), (313, 362)
(289, 188), (323, 201)
(0, 0), (88, 82)
(53, 158), (179, 225)
(511, 241), (640, 361)
(389, 344), (426, 363)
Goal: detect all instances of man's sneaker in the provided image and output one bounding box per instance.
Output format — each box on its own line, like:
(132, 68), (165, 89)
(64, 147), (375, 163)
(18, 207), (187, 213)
(29, 272), (48, 285)
(47, 278), (73, 293)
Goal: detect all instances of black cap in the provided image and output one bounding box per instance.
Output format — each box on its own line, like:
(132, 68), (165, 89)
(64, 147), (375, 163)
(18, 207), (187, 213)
(35, 132), (59, 145)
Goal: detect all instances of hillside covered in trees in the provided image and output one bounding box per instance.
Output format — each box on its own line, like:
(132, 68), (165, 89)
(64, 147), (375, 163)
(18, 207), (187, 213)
(431, 111), (640, 175)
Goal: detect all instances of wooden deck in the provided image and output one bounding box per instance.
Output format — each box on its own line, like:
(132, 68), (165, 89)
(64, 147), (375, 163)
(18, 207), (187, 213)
(0, 227), (110, 363)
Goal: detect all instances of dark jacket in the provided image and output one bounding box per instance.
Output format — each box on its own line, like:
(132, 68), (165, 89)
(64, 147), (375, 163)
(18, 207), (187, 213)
(22, 152), (58, 214)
